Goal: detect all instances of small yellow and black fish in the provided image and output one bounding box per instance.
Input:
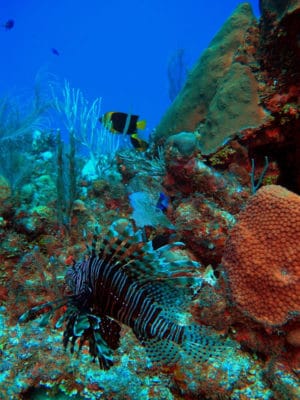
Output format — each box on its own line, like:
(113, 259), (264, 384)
(99, 111), (146, 135)
(130, 133), (148, 152)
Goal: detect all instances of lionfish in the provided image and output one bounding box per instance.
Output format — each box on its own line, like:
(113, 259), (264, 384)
(19, 219), (229, 369)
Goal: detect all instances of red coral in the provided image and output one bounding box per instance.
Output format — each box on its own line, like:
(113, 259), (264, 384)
(0, 285), (8, 302)
(222, 184), (300, 327)
(265, 127), (280, 140)
(265, 85), (300, 113)
(266, 93), (289, 112)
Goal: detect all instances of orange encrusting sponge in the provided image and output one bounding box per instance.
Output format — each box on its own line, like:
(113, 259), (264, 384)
(222, 185), (300, 327)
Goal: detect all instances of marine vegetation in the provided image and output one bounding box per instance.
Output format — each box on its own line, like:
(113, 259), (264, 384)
(0, 73), (52, 145)
(0, 73), (53, 191)
(51, 80), (122, 178)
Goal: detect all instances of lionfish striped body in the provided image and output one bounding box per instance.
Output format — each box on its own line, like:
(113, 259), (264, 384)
(20, 219), (229, 369)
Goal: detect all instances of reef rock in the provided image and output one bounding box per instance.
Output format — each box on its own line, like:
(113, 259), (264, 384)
(0, 175), (12, 216)
(198, 62), (268, 154)
(154, 0), (300, 193)
(154, 3), (257, 146)
(259, 0), (300, 22)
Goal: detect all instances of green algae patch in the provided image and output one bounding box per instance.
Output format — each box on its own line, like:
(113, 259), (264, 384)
(198, 63), (268, 155)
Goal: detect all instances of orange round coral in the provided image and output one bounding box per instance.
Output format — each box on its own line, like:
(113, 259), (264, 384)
(222, 185), (300, 327)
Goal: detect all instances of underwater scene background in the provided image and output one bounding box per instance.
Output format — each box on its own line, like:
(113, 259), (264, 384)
(0, 0), (299, 399)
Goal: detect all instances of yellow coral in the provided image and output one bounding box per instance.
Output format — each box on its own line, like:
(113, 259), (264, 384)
(209, 146), (236, 166)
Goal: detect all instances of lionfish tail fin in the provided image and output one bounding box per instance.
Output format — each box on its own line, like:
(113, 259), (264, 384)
(180, 325), (231, 362)
(143, 324), (234, 366)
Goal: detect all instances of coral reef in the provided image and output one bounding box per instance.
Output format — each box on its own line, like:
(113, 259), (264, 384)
(0, 2), (300, 399)
(153, 0), (300, 194)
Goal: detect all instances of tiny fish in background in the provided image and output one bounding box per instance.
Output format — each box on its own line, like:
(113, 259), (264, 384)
(19, 219), (231, 369)
(51, 47), (60, 56)
(167, 48), (188, 102)
(2, 19), (14, 30)
(99, 111), (146, 135)
(156, 192), (170, 213)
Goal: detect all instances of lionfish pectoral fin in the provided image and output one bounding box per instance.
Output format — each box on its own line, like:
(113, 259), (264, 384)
(55, 312), (69, 329)
(38, 312), (52, 327)
(73, 312), (92, 336)
(99, 316), (121, 350)
(18, 297), (68, 324)
(62, 310), (117, 369)
(89, 316), (120, 369)
(63, 310), (98, 350)
(91, 330), (114, 370)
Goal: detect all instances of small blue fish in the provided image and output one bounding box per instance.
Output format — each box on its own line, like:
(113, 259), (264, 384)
(2, 19), (14, 30)
(51, 48), (60, 56)
(156, 192), (170, 213)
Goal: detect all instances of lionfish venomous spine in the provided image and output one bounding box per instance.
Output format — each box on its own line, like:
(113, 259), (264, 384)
(20, 219), (230, 369)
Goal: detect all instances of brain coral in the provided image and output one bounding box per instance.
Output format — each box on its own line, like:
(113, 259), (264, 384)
(222, 185), (300, 327)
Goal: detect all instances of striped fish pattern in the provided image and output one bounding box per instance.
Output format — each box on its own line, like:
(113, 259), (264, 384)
(20, 219), (229, 369)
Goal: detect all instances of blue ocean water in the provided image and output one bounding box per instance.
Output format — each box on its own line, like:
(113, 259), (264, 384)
(0, 0), (260, 135)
